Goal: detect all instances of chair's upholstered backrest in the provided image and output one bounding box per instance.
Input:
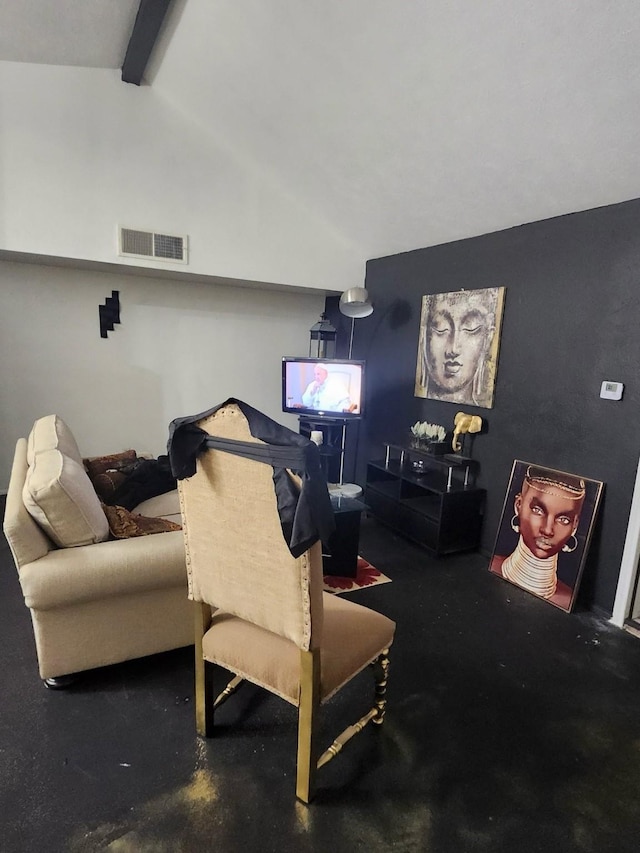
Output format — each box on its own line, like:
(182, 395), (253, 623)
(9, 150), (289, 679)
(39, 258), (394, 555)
(178, 402), (324, 651)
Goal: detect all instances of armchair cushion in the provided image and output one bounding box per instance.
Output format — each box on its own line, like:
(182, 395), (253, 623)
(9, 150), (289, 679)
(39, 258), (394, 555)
(22, 449), (109, 547)
(132, 490), (181, 522)
(27, 415), (83, 467)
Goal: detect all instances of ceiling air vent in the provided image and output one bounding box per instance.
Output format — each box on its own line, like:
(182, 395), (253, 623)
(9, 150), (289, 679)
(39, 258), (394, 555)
(118, 226), (188, 264)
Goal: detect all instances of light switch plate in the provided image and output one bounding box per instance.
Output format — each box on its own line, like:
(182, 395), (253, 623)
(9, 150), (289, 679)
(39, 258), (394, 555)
(600, 381), (624, 400)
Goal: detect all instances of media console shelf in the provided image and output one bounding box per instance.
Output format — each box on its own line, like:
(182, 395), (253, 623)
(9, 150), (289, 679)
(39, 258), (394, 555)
(298, 416), (346, 483)
(364, 442), (486, 556)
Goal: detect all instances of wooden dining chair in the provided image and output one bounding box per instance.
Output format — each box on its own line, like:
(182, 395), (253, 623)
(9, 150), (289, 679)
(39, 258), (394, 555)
(170, 400), (395, 802)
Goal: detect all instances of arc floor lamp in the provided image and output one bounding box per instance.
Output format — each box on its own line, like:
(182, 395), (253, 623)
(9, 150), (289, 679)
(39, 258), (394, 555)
(339, 287), (374, 357)
(329, 287), (374, 496)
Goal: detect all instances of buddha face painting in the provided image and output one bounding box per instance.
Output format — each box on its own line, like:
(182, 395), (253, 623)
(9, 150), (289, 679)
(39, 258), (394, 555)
(415, 287), (505, 408)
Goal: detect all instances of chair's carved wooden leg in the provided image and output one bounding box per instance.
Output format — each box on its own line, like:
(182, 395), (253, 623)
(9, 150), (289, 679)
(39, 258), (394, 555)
(317, 708), (379, 768)
(214, 674), (244, 709)
(296, 648), (320, 804)
(194, 602), (214, 737)
(371, 648), (390, 726)
(317, 649), (391, 769)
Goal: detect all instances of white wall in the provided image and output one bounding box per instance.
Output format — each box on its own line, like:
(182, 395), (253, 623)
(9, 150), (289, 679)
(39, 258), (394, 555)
(0, 61), (363, 292)
(0, 259), (325, 489)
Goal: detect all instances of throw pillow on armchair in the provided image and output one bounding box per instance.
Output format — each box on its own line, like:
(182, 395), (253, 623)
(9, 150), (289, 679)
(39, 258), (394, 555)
(84, 450), (138, 502)
(103, 456), (177, 511)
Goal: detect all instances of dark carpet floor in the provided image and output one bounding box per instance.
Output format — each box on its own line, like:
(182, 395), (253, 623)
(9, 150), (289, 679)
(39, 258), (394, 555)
(2, 508), (640, 853)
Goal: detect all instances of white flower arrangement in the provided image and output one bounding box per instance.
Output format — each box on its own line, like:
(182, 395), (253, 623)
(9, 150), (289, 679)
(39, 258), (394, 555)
(410, 421), (446, 442)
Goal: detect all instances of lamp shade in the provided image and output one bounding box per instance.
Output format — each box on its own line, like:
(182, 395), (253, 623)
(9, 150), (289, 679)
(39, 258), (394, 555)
(339, 287), (374, 318)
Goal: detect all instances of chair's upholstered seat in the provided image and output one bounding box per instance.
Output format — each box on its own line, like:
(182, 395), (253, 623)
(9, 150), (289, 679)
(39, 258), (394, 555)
(202, 591), (395, 705)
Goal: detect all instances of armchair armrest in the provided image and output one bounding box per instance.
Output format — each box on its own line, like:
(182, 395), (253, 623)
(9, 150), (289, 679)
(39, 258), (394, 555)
(19, 531), (186, 611)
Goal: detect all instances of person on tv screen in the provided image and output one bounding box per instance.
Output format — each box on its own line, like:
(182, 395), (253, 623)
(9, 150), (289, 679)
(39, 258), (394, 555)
(490, 464), (585, 609)
(301, 365), (352, 413)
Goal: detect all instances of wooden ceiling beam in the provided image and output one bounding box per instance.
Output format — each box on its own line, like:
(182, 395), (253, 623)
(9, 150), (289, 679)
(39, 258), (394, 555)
(121, 0), (173, 85)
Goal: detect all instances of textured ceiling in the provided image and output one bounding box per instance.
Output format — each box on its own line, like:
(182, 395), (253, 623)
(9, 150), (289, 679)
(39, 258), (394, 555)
(3, 0), (640, 260)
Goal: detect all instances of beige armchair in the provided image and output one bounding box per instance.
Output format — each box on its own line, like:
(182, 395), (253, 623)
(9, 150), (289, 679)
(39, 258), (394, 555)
(169, 400), (395, 803)
(3, 416), (192, 686)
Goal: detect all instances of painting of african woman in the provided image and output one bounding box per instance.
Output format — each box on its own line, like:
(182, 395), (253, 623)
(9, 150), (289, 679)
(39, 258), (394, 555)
(489, 460), (604, 612)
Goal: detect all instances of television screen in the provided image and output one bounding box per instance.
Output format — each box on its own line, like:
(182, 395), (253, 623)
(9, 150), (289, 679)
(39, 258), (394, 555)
(282, 357), (365, 419)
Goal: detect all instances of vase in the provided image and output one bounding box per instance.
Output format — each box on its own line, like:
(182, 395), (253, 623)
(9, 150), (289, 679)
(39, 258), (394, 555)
(410, 436), (448, 455)
(424, 441), (448, 456)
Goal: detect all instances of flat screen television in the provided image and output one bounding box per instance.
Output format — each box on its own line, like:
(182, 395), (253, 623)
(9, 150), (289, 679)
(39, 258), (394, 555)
(282, 357), (366, 420)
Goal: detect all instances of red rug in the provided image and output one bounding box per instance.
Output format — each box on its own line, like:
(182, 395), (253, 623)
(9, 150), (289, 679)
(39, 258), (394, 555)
(323, 556), (392, 595)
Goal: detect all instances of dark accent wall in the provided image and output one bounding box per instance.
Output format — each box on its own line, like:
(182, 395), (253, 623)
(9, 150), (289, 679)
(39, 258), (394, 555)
(343, 198), (640, 614)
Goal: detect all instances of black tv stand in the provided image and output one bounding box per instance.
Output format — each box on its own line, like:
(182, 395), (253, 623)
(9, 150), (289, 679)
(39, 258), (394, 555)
(365, 441), (486, 556)
(298, 416), (347, 482)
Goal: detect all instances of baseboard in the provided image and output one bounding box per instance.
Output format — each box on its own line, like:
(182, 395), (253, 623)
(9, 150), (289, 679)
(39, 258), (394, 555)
(590, 602), (612, 620)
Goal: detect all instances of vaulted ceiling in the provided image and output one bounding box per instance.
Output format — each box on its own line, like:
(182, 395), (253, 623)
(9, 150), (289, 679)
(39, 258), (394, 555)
(2, 0), (640, 260)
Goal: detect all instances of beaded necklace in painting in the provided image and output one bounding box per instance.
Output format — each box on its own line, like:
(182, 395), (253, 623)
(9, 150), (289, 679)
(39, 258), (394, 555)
(501, 536), (557, 599)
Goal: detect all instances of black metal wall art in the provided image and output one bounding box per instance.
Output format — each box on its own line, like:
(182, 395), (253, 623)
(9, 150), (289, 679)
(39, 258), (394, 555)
(99, 291), (121, 338)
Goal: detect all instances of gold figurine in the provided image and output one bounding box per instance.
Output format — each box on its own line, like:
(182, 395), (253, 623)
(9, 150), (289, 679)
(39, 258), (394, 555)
(452, 412), (482, 453)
